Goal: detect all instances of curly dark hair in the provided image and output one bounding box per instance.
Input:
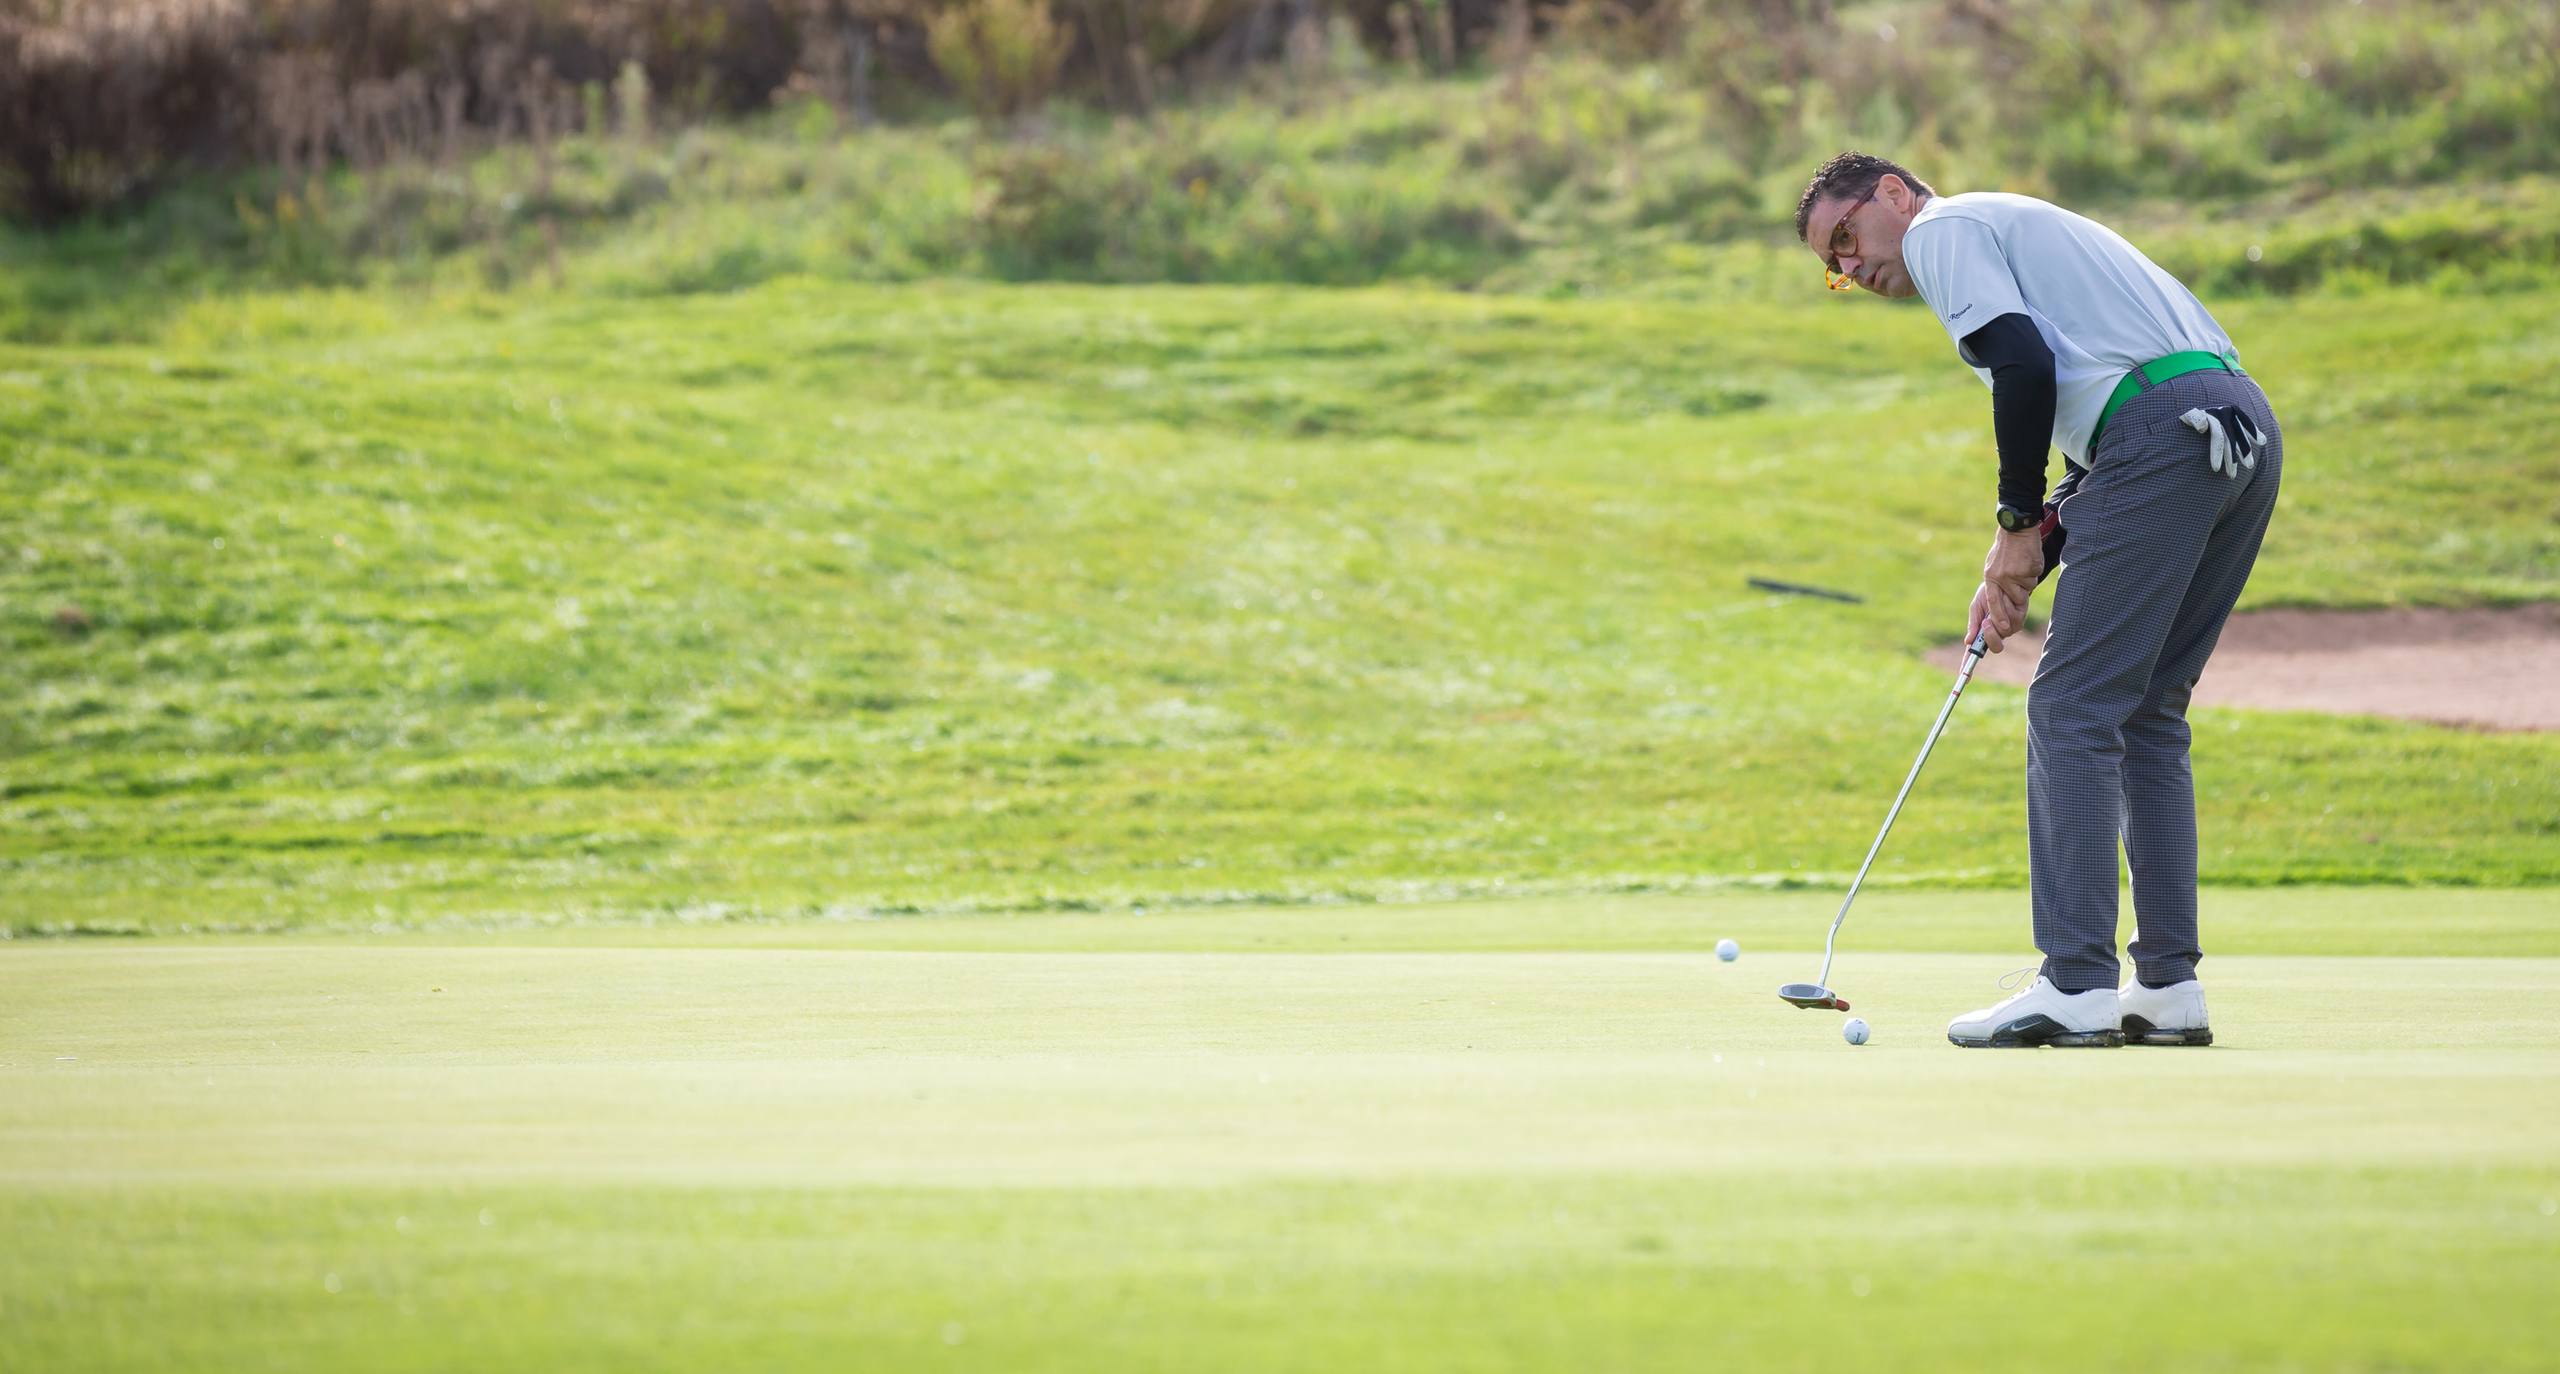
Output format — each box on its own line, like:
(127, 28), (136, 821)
(1793, 151), (1939, 244)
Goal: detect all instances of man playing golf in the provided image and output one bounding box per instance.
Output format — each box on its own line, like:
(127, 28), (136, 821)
(1794, 152), (2282, 1048)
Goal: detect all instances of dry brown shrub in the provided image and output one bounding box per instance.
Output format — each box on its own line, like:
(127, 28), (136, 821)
(1, 0), (255, 222)
(0, 0), (1689, 224)
(2, 0), (851, 220)
(924, 0), (1074, 119)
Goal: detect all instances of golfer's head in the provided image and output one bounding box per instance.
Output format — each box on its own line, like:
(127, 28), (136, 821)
(1795, 152), (1935, 300)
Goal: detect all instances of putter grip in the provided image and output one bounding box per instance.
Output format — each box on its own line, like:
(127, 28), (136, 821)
(2036, 504), (2067, 585)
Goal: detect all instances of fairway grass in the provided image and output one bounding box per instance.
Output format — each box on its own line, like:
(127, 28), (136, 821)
(7, 897), (2558, 1371)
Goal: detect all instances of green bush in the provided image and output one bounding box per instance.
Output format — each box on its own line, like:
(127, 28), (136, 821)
(10, 0), (2559, 228)
(8, 1), (2560, 333)
(924, 0), (1074, 119)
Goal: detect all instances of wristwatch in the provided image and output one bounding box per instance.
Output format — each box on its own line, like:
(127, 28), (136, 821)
(1995, 502), (2042, 533)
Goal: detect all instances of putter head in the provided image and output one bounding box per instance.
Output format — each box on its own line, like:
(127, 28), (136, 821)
(1777, 982), (1850, 1011)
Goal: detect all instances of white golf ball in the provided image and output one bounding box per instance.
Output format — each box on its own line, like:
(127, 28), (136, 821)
(1843, 1018), (1871, 1045)
(1715, 939), (1740, 962)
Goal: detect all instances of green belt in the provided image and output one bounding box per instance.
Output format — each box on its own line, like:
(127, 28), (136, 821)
(2088, 349), (2241, 452)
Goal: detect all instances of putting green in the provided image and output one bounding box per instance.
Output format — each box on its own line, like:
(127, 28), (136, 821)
(5, 896), (2558, 1371)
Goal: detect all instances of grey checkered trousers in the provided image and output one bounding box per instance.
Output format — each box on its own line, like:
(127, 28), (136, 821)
(2029, 366), (2282, 992)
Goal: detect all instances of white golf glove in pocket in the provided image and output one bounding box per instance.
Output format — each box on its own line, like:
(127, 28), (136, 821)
(2179, 404), (2266, 479)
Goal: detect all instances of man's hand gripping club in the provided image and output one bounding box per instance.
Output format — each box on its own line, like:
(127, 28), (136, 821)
(1966, 505), (2066, 653)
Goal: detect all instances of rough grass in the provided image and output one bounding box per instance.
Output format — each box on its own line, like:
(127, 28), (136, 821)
(11, 69), (2560, 346)
(4, 278), (2557, 934)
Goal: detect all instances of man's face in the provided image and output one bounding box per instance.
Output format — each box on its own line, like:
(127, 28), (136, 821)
(1806, 175), (1922, 299)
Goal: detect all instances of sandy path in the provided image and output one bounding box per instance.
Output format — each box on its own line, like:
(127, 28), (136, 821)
(1934, 604), (2560, 731)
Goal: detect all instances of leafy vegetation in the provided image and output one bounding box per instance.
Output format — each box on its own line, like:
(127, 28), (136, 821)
(9, 0), (2559, 330)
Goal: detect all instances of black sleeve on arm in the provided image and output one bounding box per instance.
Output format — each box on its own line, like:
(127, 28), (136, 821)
(1960, 312), (2058, 511)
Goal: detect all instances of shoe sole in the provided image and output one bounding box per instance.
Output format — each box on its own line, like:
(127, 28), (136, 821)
(1947, 1013), (2125, 1049)
(2123, 1016), (2213, 1047)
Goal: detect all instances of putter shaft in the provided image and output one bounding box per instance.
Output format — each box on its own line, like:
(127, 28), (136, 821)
(1810, 633), (1990, 991)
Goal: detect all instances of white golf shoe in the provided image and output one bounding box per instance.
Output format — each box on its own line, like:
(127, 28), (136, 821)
(2119, 979), (2213, 1046)
(1946, 973), (2123, 1048)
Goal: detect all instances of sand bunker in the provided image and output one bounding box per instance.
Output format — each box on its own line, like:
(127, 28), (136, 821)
(1934, 604), (2560, 732)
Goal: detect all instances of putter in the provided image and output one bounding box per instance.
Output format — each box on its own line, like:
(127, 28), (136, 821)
(1778, 629), (1994, 1013)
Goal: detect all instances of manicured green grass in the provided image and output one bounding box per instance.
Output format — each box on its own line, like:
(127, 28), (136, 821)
(6, 899), (2558, 1372)
(5, 281), (2556, 934)
(9, 1169), (2558, 1374)
(96, 886), (2560, 958)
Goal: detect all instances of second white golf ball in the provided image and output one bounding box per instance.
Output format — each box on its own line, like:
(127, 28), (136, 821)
(1842, 1018), (1871, 1045)
(1715, 938), (1740, 962)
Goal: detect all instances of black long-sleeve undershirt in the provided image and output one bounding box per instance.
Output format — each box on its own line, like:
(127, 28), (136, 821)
(1960, 312), (2057, 511)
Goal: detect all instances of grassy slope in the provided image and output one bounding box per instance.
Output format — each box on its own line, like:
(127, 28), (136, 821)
(4, 278), (2556, 932)
(5, 905), (2558, 1372)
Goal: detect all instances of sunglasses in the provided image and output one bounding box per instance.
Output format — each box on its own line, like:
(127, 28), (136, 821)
(1821, 185), (1879, 291)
